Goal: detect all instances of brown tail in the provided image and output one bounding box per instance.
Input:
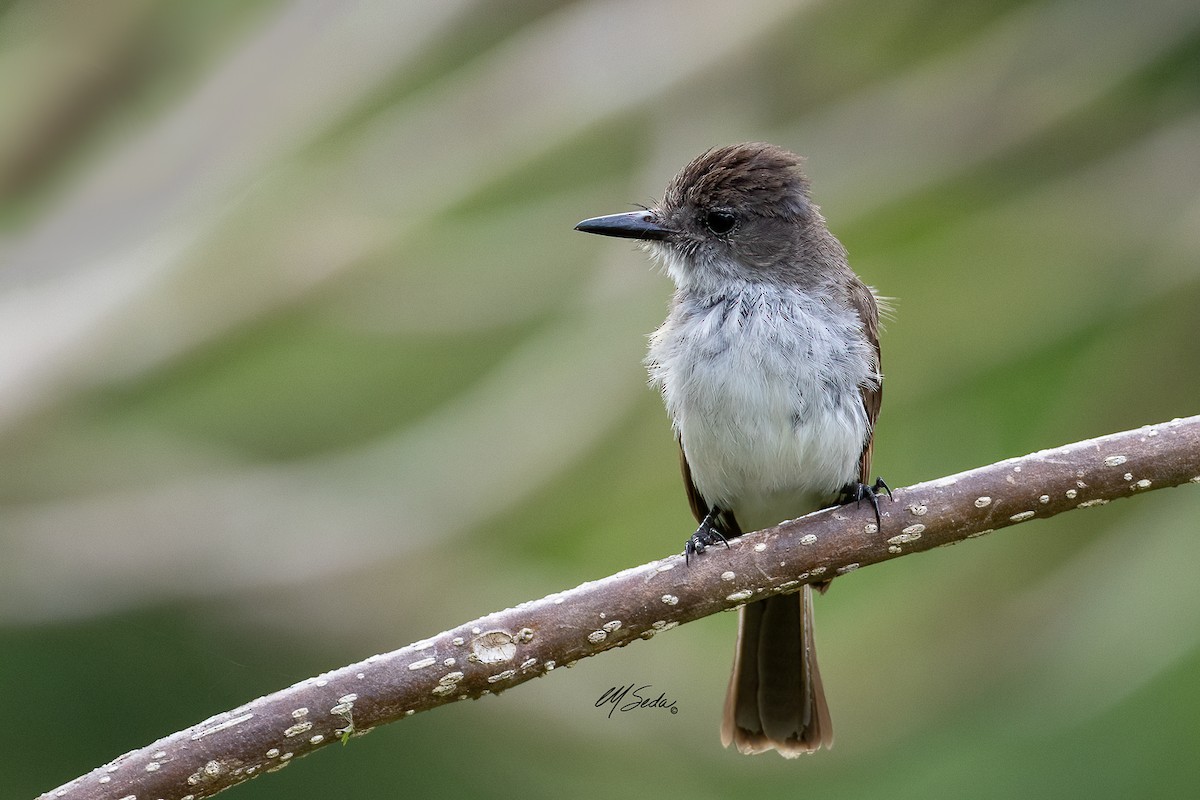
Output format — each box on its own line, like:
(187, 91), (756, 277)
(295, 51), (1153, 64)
(721, 585), (833, 756)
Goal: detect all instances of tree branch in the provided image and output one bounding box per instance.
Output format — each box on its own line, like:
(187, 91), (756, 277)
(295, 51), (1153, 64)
(42, 416), (1200, 800)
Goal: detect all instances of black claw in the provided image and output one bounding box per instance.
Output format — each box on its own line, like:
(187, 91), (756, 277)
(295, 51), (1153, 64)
(684, 509), (730, 565)
(873, 476), (893, 500)
(839, 477), (894, 527)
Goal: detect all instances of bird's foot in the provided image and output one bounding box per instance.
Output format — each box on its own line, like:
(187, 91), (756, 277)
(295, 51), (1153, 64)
(839, 477), (893, 527)
(684, 509), (730, 565)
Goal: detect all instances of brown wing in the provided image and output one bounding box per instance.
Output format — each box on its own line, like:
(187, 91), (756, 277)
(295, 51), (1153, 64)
(679, 445), (742, 536)
(847, 278), (883, 484)
(679, 445), (708, 524)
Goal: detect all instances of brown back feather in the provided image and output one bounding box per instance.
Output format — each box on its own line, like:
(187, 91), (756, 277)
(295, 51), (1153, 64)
(847, 278), (883, 485)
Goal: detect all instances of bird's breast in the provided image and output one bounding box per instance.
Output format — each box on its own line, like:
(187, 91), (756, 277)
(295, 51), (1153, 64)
(647, 289), (875, 526)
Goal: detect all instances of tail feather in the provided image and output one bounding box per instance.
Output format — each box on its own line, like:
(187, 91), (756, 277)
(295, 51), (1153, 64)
(721, 585), (833, 756)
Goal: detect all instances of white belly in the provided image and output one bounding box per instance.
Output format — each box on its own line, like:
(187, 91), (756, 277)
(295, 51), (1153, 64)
(647, 287), (876, 532)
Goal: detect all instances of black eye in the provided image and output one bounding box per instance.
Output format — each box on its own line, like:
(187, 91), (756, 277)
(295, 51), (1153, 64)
(703, 210), (737, 236)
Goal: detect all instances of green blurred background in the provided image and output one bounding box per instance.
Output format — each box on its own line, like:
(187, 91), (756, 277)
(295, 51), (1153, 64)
(3, 0), (1199, 797)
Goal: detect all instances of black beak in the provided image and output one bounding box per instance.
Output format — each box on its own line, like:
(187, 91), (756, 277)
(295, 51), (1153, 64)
(574, 210), (671, 241)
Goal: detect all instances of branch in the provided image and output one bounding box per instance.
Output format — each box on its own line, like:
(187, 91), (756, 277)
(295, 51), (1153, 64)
(42, 416), (1200, 800)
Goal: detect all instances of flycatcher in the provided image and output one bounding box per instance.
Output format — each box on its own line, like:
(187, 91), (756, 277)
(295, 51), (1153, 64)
(575, 142), (888, 757)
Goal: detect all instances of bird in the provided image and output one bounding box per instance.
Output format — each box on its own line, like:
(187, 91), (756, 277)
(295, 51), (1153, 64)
(575, 142), (888, 756)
